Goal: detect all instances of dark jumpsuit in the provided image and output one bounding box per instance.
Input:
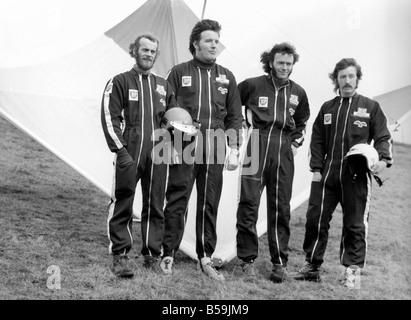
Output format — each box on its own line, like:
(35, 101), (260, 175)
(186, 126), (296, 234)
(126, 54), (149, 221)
(162, 57), (243, 261)
(236, 74), (310, 267)
(304, 94), (393, 267)
(101, 66), (178, 257)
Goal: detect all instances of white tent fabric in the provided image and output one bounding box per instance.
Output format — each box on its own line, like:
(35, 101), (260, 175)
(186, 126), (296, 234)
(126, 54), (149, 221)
(0, 0), (312, 265)
(374, 85), (411, 145)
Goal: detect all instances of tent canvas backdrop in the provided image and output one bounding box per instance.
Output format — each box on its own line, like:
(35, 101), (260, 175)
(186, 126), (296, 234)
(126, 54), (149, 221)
(0, 0), (312, 265)
(374, 85), (411, 146)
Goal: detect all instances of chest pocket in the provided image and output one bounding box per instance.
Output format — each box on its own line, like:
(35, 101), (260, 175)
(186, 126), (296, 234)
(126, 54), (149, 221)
(212, 79), (229, 120)
(350, 111), (370, 140)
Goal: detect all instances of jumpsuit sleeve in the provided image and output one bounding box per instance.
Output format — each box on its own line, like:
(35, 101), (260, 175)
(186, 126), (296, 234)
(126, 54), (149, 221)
(371, 101), (393, 167)
(291, 89), (310, 148)
(309, 104), (327, 172)
(166, 67), (180, 97)
(224, 73), (244, 150)
(101, 76), (127, 153)
(165, 80), (179, 111)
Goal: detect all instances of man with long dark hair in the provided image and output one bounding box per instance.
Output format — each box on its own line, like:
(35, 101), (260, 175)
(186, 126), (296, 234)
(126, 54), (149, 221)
(236, 42), (310, 283)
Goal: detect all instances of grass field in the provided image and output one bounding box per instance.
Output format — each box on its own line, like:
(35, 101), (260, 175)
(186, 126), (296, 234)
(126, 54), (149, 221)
(0, 115), (410, 303)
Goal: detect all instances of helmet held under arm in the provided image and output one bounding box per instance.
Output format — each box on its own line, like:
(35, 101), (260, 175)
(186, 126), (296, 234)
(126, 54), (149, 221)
(161, 107), (199, 135)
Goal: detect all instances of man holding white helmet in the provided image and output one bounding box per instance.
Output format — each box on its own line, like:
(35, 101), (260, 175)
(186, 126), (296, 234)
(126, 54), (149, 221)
(294, 58), (393, 288)
(160, 19), (243, 281)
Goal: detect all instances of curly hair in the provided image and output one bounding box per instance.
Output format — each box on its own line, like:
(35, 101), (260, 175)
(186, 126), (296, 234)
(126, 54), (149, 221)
(260, 42), (299, 74)
(329, 58), (362, 93)
(189, 19), (221, 55)
(129, 34), (160, 59)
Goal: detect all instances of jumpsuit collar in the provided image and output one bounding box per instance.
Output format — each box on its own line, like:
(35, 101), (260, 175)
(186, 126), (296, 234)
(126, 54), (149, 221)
(268, 72), (290, 90)
(191, 56), (216, 70)
(132, 64), (151, 76)
(337, 89), (358, 100)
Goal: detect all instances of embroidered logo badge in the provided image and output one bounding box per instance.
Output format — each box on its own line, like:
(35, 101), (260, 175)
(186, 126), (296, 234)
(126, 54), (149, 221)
(354, 120), (367, 128)
(216, 74), (229, 85)
(259, 97), (268, 108)
(324, 113), (332, 125)
(105, 83), (113, 94)
(353, 107), (370, 118)
(182, 76), (192, 87)
(290, 94), (299, 106)
(156, 85), (166, 96)
(218, 87), (228, 95)
(129, 89), (138, 101)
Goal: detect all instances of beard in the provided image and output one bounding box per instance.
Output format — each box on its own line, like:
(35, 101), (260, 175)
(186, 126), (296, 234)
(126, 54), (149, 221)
(136, 55), (155, 71)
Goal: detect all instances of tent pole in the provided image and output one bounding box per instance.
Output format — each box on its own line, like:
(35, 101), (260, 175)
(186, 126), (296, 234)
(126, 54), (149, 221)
(201, 0), (207, 19)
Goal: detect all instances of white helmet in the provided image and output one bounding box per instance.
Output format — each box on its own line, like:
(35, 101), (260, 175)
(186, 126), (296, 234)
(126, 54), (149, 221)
(345, 143), (379, 171)
(161, 107), (198, 135)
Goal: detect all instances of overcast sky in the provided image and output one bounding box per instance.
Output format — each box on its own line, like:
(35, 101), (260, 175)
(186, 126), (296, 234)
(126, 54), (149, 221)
(0, 0), (410, 101)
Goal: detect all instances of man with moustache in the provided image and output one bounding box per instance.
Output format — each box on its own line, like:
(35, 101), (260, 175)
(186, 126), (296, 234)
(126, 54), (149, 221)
(236, 42), (310, 283)
(101, 34), (178, 278)
(160, 19), (243, 281)
(293, 58), (393, 288)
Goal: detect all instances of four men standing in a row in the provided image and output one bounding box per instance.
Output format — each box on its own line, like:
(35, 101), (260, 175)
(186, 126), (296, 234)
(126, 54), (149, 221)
(101, 18), (392, 289)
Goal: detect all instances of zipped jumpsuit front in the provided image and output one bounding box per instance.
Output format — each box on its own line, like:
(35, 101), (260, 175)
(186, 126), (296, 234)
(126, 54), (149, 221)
(303, 93), (393, 268)
(236, 74), (310, 267)
(162, 57), (243, 261)
(101, 66), (178, 257)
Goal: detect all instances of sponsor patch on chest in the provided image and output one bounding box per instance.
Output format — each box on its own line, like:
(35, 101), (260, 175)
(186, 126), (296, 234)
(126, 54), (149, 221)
(324, 113), (332, 125)
(129, 89), (138, 101)
(289, 94), (299, 106)
(216, 74), (229, 85)
(218, 87), (228, 95)
(182, 76), (192, 87)
(353, 107), (370, 118)
(354, 120), (367, 128)
(259, 97), (268, 108)
(156, 84), (166, 96)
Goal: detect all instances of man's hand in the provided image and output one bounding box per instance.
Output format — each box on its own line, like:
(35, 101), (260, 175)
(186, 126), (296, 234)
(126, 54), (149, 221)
(116, 147), (134, 166)
(291, 145), (298, 156)
(371, 160), (387, 175)
(225, 148), (240, 171)
(312, 171), (322, 182)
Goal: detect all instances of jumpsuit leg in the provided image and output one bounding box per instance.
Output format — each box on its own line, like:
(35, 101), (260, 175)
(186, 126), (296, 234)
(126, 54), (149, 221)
(266, 146), (294, 267)
(236, 175), (263, 262)
(236, 131), (265, 262)
(140, 156), (167, 258)
(340, 168), (371, 268)
(303, 171), (340, 265)
(195, 161), (224, 260)
(162, 161), (195, 257)
(107, 159), (138, 255)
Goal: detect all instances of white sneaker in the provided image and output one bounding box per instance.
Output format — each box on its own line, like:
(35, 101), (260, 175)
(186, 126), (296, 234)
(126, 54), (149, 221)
(201, 262), (225, 281)
(343, 265), (361, 289)
(160, 256), (173, 275)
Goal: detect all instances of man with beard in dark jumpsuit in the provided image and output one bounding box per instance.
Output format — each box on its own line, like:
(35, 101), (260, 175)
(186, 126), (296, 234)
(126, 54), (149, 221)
(101, 34), (178, 278)
(159, 20), (243, 281)
(293, 58), (393, 288)
(236, 42), (310, 283)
